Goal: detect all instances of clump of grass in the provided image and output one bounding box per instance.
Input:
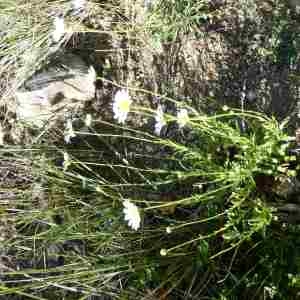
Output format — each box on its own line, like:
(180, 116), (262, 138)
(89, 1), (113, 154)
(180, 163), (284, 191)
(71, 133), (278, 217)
(1, 1), (300, 299)
(1, 92), (299, 298)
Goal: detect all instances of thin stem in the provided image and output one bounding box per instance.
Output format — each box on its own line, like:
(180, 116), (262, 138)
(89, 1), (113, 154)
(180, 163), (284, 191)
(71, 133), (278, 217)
(164, 226), (229, 254)
(145, 183), (234, 210)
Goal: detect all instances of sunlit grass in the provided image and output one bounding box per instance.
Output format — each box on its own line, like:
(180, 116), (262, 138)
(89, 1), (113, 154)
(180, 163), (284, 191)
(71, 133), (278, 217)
(0, 0), (299, 299)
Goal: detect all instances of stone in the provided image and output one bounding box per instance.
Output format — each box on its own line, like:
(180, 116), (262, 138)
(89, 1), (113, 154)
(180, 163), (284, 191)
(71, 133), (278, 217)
(15, 53), (96, 127)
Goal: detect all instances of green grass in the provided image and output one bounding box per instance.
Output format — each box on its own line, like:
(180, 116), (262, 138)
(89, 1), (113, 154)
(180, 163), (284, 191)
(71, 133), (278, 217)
(0, 0), (300, 299)
(1, 105), (299, 299)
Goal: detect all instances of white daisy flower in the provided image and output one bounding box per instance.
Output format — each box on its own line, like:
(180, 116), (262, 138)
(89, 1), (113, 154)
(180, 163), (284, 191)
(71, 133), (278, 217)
(52, 16), (65, 43)
(154, 104), (166, 135)
(222, 105), (229, 112)
(63, 152), (71, 171)
(113, 89), (132, 124)
(123, 200), (141, 231)
(166, 226), (172, 234)
(177, 108), (189, 128)
(64, 119), (76, 143)
(72, 0), (86, 11)
(85, 114), (92, 127)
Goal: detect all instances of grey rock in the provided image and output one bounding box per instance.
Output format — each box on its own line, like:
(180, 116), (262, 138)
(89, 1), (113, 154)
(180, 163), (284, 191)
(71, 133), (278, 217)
(289, 0), (300, 12)
(15, 53), (96, 127)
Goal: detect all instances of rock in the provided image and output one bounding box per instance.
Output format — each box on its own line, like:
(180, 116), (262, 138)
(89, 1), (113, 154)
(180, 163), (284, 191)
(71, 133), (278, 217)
(289, 0), (300, 12)
(15, 53), (96, 127)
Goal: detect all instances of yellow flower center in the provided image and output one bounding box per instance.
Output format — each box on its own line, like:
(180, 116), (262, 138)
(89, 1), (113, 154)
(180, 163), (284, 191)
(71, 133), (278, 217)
(119, 98), (131, 112)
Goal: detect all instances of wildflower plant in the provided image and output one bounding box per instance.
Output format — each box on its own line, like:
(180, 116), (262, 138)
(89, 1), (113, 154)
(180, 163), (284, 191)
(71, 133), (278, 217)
(2, 92), (300, 299)
(176, 108), (189, 128)
(0, 96), (288, 298)
(112, 89), (132, 124)
(154, 104), (166, 135)
(17, 95), (293, 299)
(64, 119), (76, 143)
(85, 113), (92, 127)
(123, 199), (141, 230)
